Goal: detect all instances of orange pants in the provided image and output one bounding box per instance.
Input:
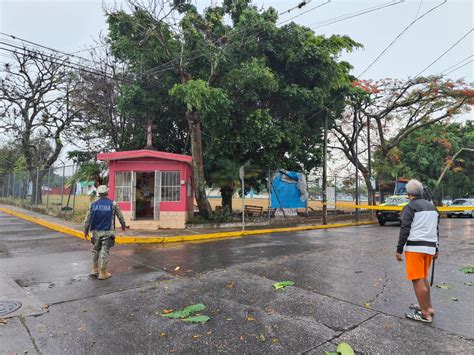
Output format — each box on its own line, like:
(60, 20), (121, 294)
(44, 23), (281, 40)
(405, 251), (432, 280)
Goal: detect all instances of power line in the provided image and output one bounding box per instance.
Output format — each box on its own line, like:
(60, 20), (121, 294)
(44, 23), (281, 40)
(444, 59), (473, 76)
(414, 0), (423, 20)
(358, 0), (447, 78)
(0, 32), (104, 68)
(439, 55), (474, 74)
(310, 1), (404, 29)
(414, 28), (473, 78)
(278, 1), (312, 16)
(277, 0), (331, 26)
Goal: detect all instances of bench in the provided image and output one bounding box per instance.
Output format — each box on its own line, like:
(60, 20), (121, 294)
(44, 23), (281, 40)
(244, 205), (264, 217)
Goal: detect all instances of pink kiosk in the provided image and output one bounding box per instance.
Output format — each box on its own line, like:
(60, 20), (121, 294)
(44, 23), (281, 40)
(97, 149), (194, 229)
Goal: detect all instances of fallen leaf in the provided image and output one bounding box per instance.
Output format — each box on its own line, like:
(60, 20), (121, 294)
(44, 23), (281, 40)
(246, 315), (255, 321)
(207, 331), (212, 335)
(450, 297), (459, 301)
(160, 332), (167, 337)
(264, 306), (274, 314)
(226, 317), (233, 321)
(258, 334), (266, 342)
(272, 338), (279, 343)
(0, 319), (7, 325)
(174, 266), (180, 271)
(272, 281), (295, 290)
(436, 283), (451, 289)
(464, 281), (474, 286)
(459, 266), (474, 274)
(364, 303), (371, 308)
(82, 308), (88, 313)
(43, 304), (49, 309)
(192, 335), (201, 339)
(336, 341), (355, 355)
(162, 304), (206, 319)
(162, 309), (175, 314)
(239, 335), (244, 341)
(226, 282), (235, 289)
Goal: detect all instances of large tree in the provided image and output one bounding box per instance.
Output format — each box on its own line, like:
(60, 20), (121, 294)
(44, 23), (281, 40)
(0, 50), (78, 203)
(383, 121), (474, 200)
(105, 0), (359, 213)
(331, 77), (473, 204)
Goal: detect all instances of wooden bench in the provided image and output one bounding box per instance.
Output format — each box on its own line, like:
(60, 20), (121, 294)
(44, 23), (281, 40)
(244, 205), (264, 217)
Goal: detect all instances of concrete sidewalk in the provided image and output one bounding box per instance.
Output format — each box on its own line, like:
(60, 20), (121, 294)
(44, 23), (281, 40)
(0, 204), (375, 244)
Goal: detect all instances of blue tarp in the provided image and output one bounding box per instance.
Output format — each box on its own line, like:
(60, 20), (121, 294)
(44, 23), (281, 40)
(271, 170), (308, 209)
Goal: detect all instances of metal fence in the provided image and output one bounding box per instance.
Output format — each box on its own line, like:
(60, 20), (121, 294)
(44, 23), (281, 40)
(1, 164), (467, 224)
(0, 164), (92, 222)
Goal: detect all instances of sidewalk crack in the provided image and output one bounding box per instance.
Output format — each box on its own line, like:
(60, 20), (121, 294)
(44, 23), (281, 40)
(19, 316), (42, 355)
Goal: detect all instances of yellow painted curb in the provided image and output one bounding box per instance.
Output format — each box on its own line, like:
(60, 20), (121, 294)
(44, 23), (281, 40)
(0, 206), (377, 244)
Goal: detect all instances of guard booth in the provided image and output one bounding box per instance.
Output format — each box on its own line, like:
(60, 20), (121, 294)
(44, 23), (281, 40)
(97, 149), (194, 229)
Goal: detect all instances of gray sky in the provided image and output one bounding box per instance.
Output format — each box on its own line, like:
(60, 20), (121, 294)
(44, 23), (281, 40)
(0, 0), (472, 164)
(1, 0), (472, 81)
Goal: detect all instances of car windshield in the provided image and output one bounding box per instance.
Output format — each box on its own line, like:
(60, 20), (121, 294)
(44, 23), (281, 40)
(452, 200), (471, 206)
(385, 196), (410, 205)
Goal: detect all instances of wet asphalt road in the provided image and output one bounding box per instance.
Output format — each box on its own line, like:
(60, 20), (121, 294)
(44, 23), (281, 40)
(0, 211), (473, 354)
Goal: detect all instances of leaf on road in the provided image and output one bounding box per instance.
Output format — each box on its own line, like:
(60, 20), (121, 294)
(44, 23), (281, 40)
(246, 315), (255, 321)
(161, 304), (206, 319)
(436, 283), (451, 289)
(182, 315), (210, 324)
(459, 266), (474, 274)
(272, 281), (295, 290)
(364, 302), (371, 308)
(162, 309), (175, 314)
(450, 297), (459, 301)
(336, 341), (355, 355)
(174, 266), (180, 271)
(464, 281), (474, 286)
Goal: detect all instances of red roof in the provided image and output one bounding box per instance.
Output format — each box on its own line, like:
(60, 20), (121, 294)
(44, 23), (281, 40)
(97, 149), (192, 164)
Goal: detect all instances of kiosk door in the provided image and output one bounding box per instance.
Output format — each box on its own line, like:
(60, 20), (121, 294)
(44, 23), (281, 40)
(154, 170), (162, 221)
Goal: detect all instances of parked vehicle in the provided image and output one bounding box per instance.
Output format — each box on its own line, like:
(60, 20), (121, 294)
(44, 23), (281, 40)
(447, 198), (474, 218)
(376, 195), (410, 226)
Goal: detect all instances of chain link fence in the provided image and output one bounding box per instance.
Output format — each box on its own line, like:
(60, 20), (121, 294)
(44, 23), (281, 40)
(2, 164), (467, 225)
(0, 164), (95, 223)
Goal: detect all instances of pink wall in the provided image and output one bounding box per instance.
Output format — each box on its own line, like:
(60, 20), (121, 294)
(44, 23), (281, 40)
(108, 157), (193, 213)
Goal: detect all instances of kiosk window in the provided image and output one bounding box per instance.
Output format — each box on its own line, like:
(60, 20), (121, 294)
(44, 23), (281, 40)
(115, 172), (131, 202)
(162, 171), (180, 201)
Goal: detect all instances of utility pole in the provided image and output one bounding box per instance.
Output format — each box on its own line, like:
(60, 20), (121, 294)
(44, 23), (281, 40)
(367, 115), (372, 205)
(322, 110), (328, 225)
(354, 105), (359, 222)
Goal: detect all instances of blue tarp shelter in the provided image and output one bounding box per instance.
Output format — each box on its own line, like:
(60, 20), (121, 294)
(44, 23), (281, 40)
(271, 170), (308, 209)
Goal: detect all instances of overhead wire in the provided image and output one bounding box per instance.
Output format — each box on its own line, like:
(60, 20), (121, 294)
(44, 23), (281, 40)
(439, 55), (474, 74)
(414, 28), (473, 78)
(310, 1), (404, 29)
(443, 59), (473, 76)
(278, 0), (312, 16)
(358, 0), (447, 78)
(277, 0), (331, 26)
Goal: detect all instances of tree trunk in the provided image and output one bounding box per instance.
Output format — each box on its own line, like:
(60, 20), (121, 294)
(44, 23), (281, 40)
(30, 170), (43, 205)
(220, 184), (234, 212)
(187, 109), (212, 219)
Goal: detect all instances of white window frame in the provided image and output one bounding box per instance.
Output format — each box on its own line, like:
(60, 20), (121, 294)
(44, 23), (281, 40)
(161, 171), (181, 202)
(115, 171), (132, 202)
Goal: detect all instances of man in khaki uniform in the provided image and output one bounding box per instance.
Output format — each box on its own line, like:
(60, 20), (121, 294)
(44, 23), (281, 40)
(84, 185), (128, 280)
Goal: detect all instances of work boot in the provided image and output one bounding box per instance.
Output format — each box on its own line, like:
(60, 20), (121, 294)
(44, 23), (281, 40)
(90, 265), (99, 277)
(98, 269), (112, 280)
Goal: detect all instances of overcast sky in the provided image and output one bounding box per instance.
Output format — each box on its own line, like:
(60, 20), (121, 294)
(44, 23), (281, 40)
(0, 0), (472, 165)
(1, 0), (472, 81)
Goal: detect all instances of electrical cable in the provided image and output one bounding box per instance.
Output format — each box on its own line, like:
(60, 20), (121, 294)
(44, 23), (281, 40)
(358, 0), (446, 78)
(443, 59), (473, 76)
(414, 28), (473, 78)
(439, 54), (473, 74)
(310, 1), (404, 29)
(278, 1), (312, 16)
(278, 0), (331, 26)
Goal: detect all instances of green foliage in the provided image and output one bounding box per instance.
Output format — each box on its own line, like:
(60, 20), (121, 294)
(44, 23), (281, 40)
(272, 281), (295, 290)
(105, 1), (360, 208)
(376, 121), (474, 198)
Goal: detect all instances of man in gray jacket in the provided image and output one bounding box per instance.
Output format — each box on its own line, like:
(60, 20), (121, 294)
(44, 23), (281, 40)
(395, 179), (439, 323)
